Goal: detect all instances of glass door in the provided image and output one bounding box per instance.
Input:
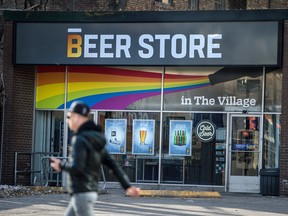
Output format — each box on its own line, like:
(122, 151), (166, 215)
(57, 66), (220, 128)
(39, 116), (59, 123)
(228, 114), (262, 193)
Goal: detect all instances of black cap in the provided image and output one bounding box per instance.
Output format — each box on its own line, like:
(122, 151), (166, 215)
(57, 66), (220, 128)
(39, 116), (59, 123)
(69, 101), (90, 117)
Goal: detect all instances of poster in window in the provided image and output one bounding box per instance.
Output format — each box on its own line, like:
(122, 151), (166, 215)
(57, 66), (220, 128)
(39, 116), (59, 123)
(132, 119), (155, 155)
(169, 120), (192, 156)
(105, 119), (127, 154)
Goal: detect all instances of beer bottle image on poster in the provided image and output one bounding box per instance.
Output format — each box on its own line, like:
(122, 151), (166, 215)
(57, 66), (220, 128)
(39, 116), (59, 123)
(105, 119), (127, 154)
(132, 119), (155, 155)
(169, 120), (192, 156)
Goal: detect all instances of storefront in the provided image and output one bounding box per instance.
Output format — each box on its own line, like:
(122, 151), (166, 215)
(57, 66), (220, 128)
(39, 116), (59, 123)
(3, 10), (287, 194)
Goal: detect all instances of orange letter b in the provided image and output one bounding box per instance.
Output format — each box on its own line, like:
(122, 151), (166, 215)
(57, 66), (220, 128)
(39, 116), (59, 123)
(67, 35), (82, 58)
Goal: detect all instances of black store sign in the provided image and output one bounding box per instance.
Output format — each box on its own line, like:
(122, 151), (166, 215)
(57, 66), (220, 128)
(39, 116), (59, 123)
(14, 21), (280, 66)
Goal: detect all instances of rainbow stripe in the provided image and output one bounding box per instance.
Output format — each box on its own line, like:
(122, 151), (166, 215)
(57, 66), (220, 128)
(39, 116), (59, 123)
(36, 66), (210, 109)
(65, 66), (162, 109)
(164, 73), (211, 94)
(36, 66), (66, 109)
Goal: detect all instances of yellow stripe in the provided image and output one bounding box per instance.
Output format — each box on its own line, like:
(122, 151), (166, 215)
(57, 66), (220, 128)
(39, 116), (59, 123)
(164, 80), (209, 88)
(36, 83), (65, 101)
(68, 82), (161, 93)
(36, 94), (65, 109)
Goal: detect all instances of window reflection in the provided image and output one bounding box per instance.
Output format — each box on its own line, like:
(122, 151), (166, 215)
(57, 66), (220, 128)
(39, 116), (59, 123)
(98, 111), (160, 183)
(164, 67), (263, 112)
(265, 68), (282, 112)
(162, 113), (226, 185)
(263, 114), (281, 168)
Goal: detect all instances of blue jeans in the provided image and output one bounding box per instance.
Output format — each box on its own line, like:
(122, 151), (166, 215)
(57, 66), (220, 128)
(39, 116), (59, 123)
(65, 192), (98, 216)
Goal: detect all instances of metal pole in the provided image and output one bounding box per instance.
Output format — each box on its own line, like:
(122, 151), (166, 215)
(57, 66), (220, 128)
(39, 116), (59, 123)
(14, 152), (17, 185)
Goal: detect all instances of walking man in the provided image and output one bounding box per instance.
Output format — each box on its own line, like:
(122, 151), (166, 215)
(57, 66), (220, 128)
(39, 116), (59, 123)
(50, 101), (140, 216)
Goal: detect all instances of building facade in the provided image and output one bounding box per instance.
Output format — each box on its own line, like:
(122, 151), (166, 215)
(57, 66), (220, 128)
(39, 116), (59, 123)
(1, 3), (288, 195)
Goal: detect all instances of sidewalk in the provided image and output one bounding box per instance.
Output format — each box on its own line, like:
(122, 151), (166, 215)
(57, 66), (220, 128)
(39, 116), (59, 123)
(0, 189), (287, 216)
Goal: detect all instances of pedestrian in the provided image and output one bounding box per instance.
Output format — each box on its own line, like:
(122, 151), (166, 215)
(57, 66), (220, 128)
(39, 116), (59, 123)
(50, 101), (140, 216)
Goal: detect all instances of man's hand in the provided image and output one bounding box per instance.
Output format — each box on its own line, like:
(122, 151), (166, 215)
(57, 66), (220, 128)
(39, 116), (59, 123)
(126, 186), (140, 197)
(50, 157), (62, 172)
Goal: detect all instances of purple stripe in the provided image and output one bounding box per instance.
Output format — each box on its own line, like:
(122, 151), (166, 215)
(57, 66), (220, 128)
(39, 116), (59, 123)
(92, 92), (160, 110)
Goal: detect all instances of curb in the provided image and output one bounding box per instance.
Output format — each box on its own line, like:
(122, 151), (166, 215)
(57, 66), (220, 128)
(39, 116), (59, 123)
(24, 187), (221, 198)
(25, 186), (66, 192)
(139, 190), (221, 198)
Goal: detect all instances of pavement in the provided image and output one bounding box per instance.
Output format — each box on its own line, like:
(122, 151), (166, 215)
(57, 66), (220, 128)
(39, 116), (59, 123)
(0, 189), (287, 216)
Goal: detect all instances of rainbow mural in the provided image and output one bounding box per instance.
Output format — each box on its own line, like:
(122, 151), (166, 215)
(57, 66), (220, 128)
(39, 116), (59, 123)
(66, 66), (162, 110)
(36, 66), (66, 109)
(164, 73), (211, 94)
(36, 66), (210, 110)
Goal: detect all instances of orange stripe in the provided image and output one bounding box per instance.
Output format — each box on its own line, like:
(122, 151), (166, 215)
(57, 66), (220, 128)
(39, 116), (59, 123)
(68, 66), (162, 78)
(68, 73), (160, 83)
(37, 72), (65, 86)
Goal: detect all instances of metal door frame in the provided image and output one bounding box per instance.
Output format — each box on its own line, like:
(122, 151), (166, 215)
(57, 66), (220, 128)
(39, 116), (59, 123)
(226, 113), (263, 193)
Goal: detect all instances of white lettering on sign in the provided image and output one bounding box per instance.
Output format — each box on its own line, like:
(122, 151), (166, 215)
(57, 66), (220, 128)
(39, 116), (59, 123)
(196, 120), (215, 142)
(217, 96), (256, 108)
(194, 96), (215, 105)
(171, 34), (187, 58)
(138, 34), (222, 59)
(198, 124), (214, 137)
(138, 34), (154, 58)
(67, 28), (222, 60)
(180, 95), (257, 108)
(207, 34), (222, 58)
(84, 34), (98, 58)
(155, 34), (170, 58)
(181, 96), (192, 105)
(68, 31), (132, 58)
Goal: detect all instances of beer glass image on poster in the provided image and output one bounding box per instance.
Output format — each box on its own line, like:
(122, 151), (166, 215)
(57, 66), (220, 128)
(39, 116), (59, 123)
(105, 119), (127, 154)
(132, 119), (155, 155)
(169, 120), (192, 156)
(139, 129), (147, 145)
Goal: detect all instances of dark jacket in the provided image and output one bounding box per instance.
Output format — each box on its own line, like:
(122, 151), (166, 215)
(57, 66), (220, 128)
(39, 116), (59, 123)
(60, 120), (131, 194)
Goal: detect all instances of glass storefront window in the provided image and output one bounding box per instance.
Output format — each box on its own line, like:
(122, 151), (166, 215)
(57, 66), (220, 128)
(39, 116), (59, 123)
(263, 114), (281, 168)
(98, 111), (161, 183)
(161, 112), (227, 186)
(33, 110), (64, 186)
(97, 111), (226, 186)
(164, 67), (263, 112)
(34, 110), (64, 155)
(33, 65), (282, 190)
(265, 68), (282, 112)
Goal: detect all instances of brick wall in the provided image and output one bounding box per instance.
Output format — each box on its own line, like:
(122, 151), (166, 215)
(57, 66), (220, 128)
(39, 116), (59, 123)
(199, 0), (215, 10)
(270, 0), (288, 9)
(41, 0), (106, 11)
(280, 20), (288, 196)
(2, 22), (35, 185)
(43, 0), (226, 12)
(2, 1), (288, 189)
(126, 0), (155, 11)
(248, 0), (288, 9)
(74, 0), (109, 11)
(2, 0), (288, 11)
(248, 0), (269, 9)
